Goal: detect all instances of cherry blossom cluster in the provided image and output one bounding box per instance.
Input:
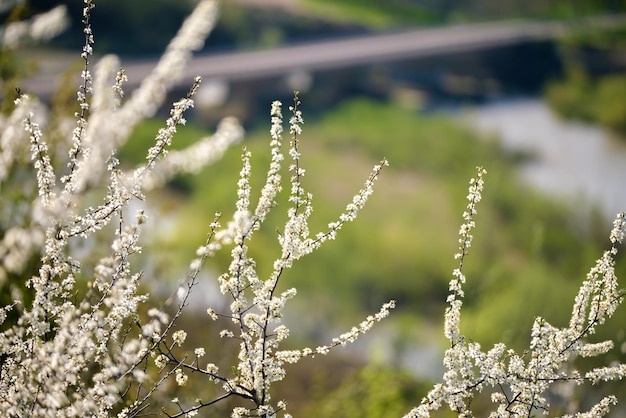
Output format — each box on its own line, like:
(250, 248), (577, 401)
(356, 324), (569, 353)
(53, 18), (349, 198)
(151, 93), (392, 418)
(0, 1), (243, 416)
(405, 169), (626, 418)
(1, 5), (69, 49)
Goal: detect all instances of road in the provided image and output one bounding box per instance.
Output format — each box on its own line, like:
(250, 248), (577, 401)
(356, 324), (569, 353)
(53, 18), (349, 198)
(20, 16), (626, 98)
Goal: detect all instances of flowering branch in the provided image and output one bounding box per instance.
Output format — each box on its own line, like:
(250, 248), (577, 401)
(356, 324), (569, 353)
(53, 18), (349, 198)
(404, 169), (626, 418)
(158, 95), (393, 418)
(63, 0), (95, 187)
(0, 1), (244, 416)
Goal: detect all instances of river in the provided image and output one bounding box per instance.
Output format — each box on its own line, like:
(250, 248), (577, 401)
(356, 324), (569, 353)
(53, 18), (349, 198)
(463, 98), (626, 221)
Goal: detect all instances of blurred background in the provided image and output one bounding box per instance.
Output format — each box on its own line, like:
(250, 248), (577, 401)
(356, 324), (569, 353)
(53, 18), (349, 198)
(5, 0), (626, 415)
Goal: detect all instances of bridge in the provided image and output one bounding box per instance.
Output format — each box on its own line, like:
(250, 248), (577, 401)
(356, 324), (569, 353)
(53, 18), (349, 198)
(20, 15), (626, 98)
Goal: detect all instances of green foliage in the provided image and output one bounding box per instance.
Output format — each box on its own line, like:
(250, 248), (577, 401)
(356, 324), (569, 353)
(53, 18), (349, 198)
(547, 69), (626, 135)
(0, 4), (40, 113)
(545, 68), (595, 122)
(0, 49), (37, 113)
(308, 98), (503, 180)
(594, 75), (626, 133)
(559, 25), (626, 50)
(121, 118), (207, 164)
(296, 362), (431, 418)
(300, 0), (440, 28)
(546, 25), (626, 137)
(299, 0), (625, 28)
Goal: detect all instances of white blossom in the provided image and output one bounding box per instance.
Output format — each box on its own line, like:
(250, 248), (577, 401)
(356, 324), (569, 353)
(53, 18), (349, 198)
(2, 5), (68, 49)
(2, 0), (623, 416)
(175, 368), (188, 386)
(172, 330), (187, 347)
(404, 169), (626, 418)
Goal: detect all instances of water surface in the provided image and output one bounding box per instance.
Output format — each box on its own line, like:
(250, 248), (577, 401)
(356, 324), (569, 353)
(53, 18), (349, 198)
(464, 99), (626, 220)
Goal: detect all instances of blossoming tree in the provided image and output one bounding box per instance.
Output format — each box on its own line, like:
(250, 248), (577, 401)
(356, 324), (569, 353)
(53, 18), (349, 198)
(0, 1), (624, 417)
